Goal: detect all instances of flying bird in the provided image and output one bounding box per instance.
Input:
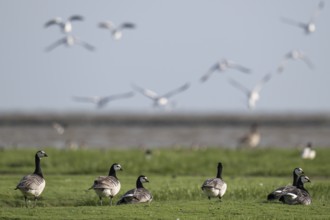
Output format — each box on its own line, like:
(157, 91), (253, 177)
(281, 1), (325, 34)
(277, 49), (314, 73)
(73, 92), (134, 109)
(132, 83), (190, 110)
(99, 21), (136, 40)
(45, 35), (95, 52)
(200, 59), (251, 83)
(228, 73), (273, 110)
(45, 15), (84, 33)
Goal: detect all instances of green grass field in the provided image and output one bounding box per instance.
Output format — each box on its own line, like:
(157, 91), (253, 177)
(0, 147), (329, 219)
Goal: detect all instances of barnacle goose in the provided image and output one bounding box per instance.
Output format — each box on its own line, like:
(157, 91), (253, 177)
(117, 175), (153, 205)
(201, 162), (227, 200)
(15, 150), (48, 207)
(89, 163), (122, 205)
(267, 167), (304, 201)
(279, 175), (312, 205)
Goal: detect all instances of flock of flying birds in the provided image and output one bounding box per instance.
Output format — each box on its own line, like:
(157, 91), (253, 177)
(44, 1), (325, 111)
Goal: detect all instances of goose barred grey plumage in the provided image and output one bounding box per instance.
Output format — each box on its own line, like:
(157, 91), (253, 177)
(15, 150), (48, 207)
(117, 175), (153, 205)
(267, 167), (304, 201)
(279, 175), (312, 205)
(89, 163), (122, 205)
(201, 162), (227, 200)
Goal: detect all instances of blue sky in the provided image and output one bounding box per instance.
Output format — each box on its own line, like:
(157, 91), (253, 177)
(0, 0), (329, 114)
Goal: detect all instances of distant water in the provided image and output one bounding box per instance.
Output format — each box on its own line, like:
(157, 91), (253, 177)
(0, 113), (329, 149)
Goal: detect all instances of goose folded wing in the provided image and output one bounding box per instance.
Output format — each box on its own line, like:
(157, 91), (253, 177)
(132, 188), (152, 203)
(92, 176), (119, 189)
(16, 174), (44, 190)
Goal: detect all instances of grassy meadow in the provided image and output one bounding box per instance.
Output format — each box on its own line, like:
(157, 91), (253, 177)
(0, 147), (329, 219)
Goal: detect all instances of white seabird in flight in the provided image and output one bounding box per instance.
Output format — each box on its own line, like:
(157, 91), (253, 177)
(228, 73), (273, 110)
(281, 1), (325, 34)
(277, 49), (314, 73)
(45, 15), (84, 33)
(45, 35), (95, 52)
(73, 92), (134, 109)
(99, 21), (136, 40)
(200, 59), (251, 83)
(132, 83), (190, 110)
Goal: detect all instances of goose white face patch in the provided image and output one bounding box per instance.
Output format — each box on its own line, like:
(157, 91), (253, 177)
(114, 164), (122, 171)
(295, 168), (303, 175)
(140, 176), (148, 183)
(37, 150), (47, 158)
(301, 176), (311, 183)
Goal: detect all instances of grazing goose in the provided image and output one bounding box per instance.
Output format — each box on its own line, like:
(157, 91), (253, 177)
(228, 73), (273, 110)
(15, 150), (48, 207)
(237, 123), (260, 148)
(73, 92), (134, 109)
(89, 163), (123, 205)
(45, 15), (84, 33)
(281, 1), (324, 35)
(301, 142), (316, 160)
(277, 49), (314, 73)
(45, 35), (95, 52)
(267, 167), (304, 201)
(201, 162), (227, 200)
(200, 59), (251, 83)
(279, 175), (312, 205)
(99, 21), (136, 40)
(117, 175), (153, 205)
(132, 83), (190, 110)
